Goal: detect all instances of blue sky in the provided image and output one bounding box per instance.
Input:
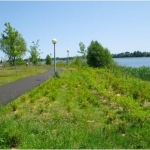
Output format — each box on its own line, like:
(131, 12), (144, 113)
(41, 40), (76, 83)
(0, 1), (150, 59)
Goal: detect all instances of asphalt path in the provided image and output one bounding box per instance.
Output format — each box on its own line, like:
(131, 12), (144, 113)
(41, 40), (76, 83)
(0, 68), (56, 106)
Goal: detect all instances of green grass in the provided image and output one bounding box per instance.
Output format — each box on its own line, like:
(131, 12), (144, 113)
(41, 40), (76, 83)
(0, 66), (150, 148)
(0, 65), (48, 86)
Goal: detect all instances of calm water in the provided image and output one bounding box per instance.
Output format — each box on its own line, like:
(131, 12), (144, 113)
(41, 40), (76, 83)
(114, 57), (150, 68)
(42, 57), (150, 68)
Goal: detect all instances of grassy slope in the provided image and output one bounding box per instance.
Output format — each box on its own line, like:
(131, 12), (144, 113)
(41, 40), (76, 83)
(0, 66), (150, 148)
(0, 66), (47, 86)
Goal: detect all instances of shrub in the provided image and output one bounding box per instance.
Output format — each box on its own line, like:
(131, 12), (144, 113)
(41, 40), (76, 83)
(45, 55), (51, 65)
(87, 41), (113, 68)
(71, 56), (82, 66)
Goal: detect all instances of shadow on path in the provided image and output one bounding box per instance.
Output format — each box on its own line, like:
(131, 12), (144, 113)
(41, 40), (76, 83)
(0, 67), (57, 106)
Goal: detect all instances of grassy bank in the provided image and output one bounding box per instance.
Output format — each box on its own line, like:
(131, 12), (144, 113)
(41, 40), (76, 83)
(0, 65), (47, 86)
(0, 66), (150, 148)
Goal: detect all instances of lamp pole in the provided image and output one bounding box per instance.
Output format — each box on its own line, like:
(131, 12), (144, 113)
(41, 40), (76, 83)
(52, 39), (57, 76)
(67, 49), (69, 66)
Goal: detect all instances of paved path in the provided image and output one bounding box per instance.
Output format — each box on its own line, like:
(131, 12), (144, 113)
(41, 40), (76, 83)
(0, 68), (57, 106)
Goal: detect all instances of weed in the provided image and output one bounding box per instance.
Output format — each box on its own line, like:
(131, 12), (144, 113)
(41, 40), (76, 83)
(0, 128), (21, 148)
(54, 71), (61, 78)
(10, 103), (17, 112)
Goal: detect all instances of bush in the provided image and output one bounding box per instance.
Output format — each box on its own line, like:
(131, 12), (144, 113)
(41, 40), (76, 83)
(16, 57), (26, 65)
(87, 41), (113, 68)
(45, 55), (51, 65)
(71, 56), (82, 66)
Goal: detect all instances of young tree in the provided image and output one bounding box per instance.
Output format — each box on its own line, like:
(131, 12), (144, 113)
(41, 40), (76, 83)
(0, 22), (27, 66)
(45, 54), (51, 65)
(87, 40), (113, 68)
(77, 42), (87, 66)
(78, 42), (87, 59)
(1, 57), (7, 70)
(29, 40), (40, 65)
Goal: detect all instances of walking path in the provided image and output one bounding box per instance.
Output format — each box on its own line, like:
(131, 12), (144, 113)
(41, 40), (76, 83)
(0, 68), (57, 106)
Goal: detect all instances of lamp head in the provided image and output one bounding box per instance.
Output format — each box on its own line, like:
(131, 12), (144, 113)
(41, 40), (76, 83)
(52, 39), (57, 44)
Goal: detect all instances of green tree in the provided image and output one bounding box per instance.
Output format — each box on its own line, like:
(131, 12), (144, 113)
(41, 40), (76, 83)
(87, 40), (113, 68)
(45, 54), (51, 65)
(77, 42), (87, 66)
(29, 40), (40, 65)
(78, 42), (87, 59)
(0, 22), (27, 66)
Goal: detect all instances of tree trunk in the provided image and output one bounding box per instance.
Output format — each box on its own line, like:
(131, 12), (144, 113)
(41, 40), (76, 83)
(14, 58), (18, 76)
(12, 57), (15, 66)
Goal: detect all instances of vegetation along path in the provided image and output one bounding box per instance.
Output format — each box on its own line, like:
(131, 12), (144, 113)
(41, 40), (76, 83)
(0, 67), (58, 106)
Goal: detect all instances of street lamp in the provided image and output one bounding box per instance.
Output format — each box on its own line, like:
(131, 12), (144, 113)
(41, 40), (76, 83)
(52, 39), (57, 75)
(67, 49), (69, 66)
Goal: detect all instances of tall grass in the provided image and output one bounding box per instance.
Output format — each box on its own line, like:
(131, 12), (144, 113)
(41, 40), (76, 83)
(0, 66), (150, 148)
(115, 66), (150, 81)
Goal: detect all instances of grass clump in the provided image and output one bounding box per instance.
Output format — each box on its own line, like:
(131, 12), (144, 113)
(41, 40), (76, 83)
(0, 66), (150, 148)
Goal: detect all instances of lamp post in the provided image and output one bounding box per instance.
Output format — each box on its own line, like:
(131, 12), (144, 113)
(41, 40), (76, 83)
(52, 39), (57, 75)
(67, 49), (69, 66)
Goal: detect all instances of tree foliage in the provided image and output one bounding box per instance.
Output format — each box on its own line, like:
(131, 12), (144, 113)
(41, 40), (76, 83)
(45, 54), (51, 65)
(29, 40), (41, 65)
(87, 40), (113, 68)
(0, 22), (27, 66)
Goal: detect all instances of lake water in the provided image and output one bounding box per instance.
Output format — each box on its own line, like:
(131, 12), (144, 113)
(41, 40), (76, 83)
(114, 57), (150, 68)
(42, 57), (150, 68)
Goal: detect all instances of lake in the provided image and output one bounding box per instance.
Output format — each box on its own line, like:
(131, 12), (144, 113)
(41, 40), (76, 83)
(114, 57), (150, 68)
(42, 57), (150, 68)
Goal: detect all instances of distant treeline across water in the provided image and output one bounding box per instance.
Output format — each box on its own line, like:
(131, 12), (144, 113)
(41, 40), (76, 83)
(112, 51), (150, 58)
(37, 51), (150, 62)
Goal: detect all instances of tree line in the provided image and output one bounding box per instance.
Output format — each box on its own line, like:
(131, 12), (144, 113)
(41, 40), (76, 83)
(0, 22), (114, 69)
(112, 51), (150, 58)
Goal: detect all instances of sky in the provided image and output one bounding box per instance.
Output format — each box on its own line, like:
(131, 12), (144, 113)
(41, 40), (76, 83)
(0, 1), (150, 59)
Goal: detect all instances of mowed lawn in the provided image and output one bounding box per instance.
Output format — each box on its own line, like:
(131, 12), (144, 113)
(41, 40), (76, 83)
(0, 65), (48, 86)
